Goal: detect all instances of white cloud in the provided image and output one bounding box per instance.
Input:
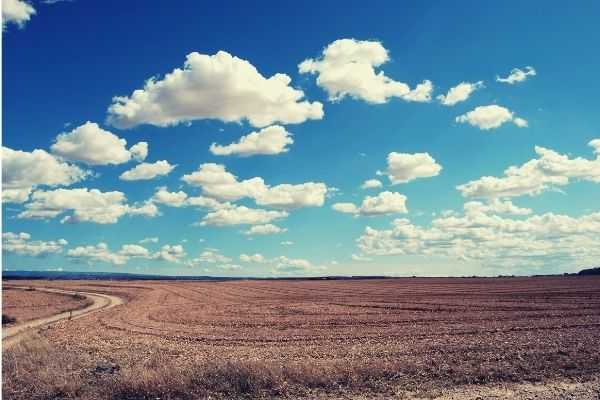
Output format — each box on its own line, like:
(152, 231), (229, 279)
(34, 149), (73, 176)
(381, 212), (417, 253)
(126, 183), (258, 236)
(2, 146), (89, 203)
(67, 241), (186, 266)
(182, 163), (329, 208)
(18, 188), (158, 224)
(240, 253), (266, 263)
(361, 179), (382, 189)
(119, 244), (151, 258)
(2, 232), (67, 257)
(356, 202), (600, 272)
(280, 241), (294, 246)
(332, 191), (408, 216)
(153, 244), (186, 263)
(201, 205), (288, 226)
(51, 122), (147, 165)
(139, 237), (159, 244)
(107, 51), (323, 129)
(151, 187), (227, 209)
(380, 152), (442, 184)
(513, 117), (528, 128)
(455, 105), (527, 130)
(243, 224), (287, 235)
(129, 142), (148, 162)
(457, 139), (600, 199)
(299, 38), (432, 104)
(151, 187), (188, 207)
(2, 0), (35, 29)
(67, 243), (128, 265)
(463, 199), (532, 216)
(437, 81), (484, 106)
(351, 253), (372, 262)
(496, 66), (536, 84)
(195, 250), (231, 264)
(210, 125), (293, 157)
(119, 160), (175, 181)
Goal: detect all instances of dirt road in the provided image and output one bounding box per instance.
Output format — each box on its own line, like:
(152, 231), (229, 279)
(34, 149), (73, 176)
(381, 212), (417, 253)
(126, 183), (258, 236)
(2, 286), (124, 349)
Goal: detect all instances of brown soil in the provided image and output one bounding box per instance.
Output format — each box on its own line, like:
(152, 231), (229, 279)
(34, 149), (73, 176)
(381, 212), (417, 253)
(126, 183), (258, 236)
(2, 286), (91, 324)
(2, 276), (600, 399)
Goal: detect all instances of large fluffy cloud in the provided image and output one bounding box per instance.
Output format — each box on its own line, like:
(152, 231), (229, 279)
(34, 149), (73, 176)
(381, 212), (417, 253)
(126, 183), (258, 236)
(210, 125), (293, 157)
(51, 121), (148, 165)
(456, 105), (527, 130)
(356, 201), (600, 271)
(379, 152), (442, 184)
(2, 0), (35, 29)
(18, 188), (158, 224)
(107, 51), (323, 129)
(457, 139), (600, 199)
(119, 160), (175, 181)
(2, 146), (89, 203)
(437, 81), (484, 106)
(68, 242), (185, 265)
(181, 163), (329, 208)
(299, 38), (432, 104)
(2, 232), (67, 257)
(496, 66), (536, 84)
(332, 191), (408, 216)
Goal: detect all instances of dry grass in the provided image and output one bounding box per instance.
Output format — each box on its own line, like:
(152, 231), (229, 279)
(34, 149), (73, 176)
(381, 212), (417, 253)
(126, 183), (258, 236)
(2, 287), (92, 323)
(3, 277), (600, 399)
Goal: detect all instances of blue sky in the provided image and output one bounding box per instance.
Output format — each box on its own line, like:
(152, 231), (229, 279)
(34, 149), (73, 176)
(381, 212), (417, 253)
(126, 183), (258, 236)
(3, 0), (600, 276)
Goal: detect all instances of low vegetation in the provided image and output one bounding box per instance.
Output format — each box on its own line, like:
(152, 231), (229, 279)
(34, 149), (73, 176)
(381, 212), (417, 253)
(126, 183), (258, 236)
(3, 277), (600, 399)
(2, 287), (92, 323)
(2, 314), (17, 325)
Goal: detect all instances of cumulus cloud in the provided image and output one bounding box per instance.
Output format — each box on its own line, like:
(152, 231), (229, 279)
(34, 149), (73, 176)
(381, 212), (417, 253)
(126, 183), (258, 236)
(2, 232), (67, 257)
(299, 38), (432, 104)
(67, 241), (186, 265)
(238, 253), (318, 274)
(153, 244), (186, 263)
(361, 179), (382, 189)
(18, 188), (158, 224)
(151, 187), (226, 209)
(457, 139), (600, 199)
(356, 201), (600, 271)
(332, 191), (408, 216)
(455, 105), (527, 130)
(379, 152), (442, 184)
(2, 0), (35, 29)
(240, 253), (266, 263)
(437, 81), (484, 106)
(67, 243), (129, 265)
(2, 146), (89, 203)
(496, 66), (536, 84)
(50, 122), (148, 165)
(182, 163), (329, 208)
(200, 205), (288, 226)
(119, 244), (151, 258)
(129, 142), (148, 161)
(107, 51), (323, 129)
(210, 125), (293, 157)
(119, 160), (175, 181)
(243, 224), (287, 235)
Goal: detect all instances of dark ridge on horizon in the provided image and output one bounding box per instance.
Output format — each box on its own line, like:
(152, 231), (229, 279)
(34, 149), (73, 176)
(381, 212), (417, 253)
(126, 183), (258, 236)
(2, 269), (597, 281)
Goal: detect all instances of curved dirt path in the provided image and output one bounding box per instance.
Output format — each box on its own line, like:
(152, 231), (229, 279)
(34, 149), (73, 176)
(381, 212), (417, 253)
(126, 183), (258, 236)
(2, 286), (124, 349)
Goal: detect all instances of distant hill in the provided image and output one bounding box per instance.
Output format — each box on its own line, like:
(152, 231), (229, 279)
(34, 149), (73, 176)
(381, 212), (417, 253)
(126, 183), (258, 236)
(2, 270), (389, 281)
(578, 267), (600, 276)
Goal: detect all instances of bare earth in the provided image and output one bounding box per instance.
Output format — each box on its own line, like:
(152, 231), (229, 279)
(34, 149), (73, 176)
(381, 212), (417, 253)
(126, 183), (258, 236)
(2, 276), (600, 399)
(2, 286), (91, 323)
